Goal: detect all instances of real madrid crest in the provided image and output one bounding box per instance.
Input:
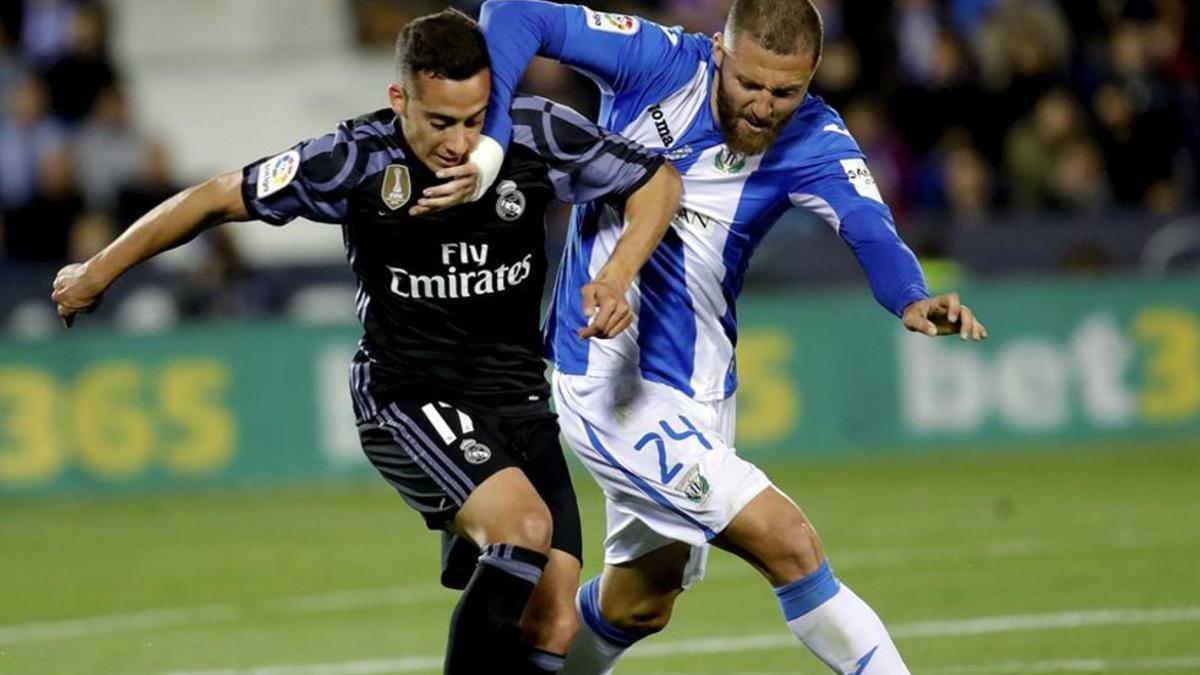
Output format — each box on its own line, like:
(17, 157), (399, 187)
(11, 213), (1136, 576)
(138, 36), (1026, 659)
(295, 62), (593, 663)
(381, 164), (411, 210)
(460, 438), (492, 464)
(495, 180), (526, 221)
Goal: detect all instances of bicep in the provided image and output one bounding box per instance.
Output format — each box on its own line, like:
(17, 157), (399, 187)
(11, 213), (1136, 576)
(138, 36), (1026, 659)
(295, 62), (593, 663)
(484, 0), (682, 94)
(241, 135), (352, 225)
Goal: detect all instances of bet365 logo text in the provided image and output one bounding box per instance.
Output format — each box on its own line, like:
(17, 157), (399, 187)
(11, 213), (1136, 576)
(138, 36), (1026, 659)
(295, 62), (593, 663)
(900, 309), (1200, 434)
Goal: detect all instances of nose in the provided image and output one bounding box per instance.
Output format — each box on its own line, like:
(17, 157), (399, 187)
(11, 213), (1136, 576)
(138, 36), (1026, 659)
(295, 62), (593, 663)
(750, 95), (772, 122)
(445, 125), (470, 157)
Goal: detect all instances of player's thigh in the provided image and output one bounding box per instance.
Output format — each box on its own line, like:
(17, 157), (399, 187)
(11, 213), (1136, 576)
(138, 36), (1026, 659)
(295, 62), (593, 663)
(363, 399), (549, 551)
(511, 411), (584, 569)
(713, 486), (825, 586)
(454, 467), (553, 551)
(552, 372), (771, 557)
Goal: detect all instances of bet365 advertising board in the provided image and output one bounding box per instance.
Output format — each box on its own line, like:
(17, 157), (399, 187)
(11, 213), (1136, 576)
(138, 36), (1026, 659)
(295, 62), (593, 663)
(2, 273), (1197, 496)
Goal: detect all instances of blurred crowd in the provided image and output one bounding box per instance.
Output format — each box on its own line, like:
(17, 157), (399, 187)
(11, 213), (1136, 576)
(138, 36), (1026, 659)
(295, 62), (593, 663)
(359, 0), (1200, 225)
(1, 0), (1197, 328)
(1, 0), (260, 318)
(804, 0), (1200, 224)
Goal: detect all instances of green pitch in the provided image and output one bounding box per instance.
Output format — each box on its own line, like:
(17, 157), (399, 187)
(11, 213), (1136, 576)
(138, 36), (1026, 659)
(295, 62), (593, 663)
(3, 442), (1198, 674)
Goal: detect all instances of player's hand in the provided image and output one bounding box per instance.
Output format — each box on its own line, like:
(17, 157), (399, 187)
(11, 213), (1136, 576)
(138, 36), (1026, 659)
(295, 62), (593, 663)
(409, 163), (480, 216)
(578, 279), (633, 340)
(51, 262), (107, 328)
(901, 292), (988, 341)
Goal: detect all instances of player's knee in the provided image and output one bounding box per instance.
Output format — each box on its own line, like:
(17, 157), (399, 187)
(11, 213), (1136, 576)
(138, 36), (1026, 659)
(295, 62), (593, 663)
(770, 520), (824, 583)
(504, 503), (554, 554)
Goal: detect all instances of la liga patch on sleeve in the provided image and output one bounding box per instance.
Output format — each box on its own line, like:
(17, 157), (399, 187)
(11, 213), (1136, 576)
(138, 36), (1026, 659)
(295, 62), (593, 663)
(581, 7), (639, 35)
(257, 150), (301, 199)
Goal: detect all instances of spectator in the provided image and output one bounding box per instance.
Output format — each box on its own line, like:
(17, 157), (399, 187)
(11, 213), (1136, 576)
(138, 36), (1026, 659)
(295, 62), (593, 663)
(915, 129), (994, 223)
(39, 1), (115, 123)
(842, 98), (913, 216)
(19, 0), (76, 68)
(1003, 87), (1083, 211)
(1046, 136), (1112, 214)
(74, 84), (146, 211)
(891, 28), (994, 158)
(2, 146), (83, 262)
(973, 0), (1072, 126)
(115, 139), (180, 231)
(0, 75), (64, 211)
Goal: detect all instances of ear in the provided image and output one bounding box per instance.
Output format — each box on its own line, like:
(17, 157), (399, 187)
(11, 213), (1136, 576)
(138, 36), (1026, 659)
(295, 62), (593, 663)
(712, 32), (725, 68)
(388, 83), (407, 117)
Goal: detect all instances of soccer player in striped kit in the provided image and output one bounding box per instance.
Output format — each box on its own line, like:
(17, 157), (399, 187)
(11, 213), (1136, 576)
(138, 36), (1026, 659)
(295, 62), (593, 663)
(51, 10), (681, 674)
(458, 0), (991, 672)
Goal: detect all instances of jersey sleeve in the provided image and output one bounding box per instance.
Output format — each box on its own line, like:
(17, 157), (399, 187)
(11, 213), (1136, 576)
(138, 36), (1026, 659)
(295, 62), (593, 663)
(479, 0), (693, 149)
(790, 157), (930, 317)
(511, 96), (664, 205)
(241, 127), (359, 226)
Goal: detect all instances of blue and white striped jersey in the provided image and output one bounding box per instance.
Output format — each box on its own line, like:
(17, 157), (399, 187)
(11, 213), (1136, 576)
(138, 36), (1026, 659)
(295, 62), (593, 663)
(481, 1), (929, 401)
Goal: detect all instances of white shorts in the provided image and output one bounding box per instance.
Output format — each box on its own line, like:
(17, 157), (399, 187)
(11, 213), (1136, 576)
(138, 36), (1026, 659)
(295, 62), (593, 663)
(552, 372), (773, 585)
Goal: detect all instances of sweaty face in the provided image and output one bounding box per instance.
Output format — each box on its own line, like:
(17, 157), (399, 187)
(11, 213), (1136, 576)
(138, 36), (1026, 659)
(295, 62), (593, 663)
(713, 33), (815, 155)
(390, 69), (489, 172)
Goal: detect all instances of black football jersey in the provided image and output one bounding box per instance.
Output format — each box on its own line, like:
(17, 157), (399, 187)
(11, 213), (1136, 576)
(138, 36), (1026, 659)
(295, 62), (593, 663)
(242, 95), (663, 413)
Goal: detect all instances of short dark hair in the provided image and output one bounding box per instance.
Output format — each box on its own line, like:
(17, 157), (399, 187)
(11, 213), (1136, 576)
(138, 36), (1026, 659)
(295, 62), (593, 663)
(394, 8), (491, 90)
(725, 0), (824, 60)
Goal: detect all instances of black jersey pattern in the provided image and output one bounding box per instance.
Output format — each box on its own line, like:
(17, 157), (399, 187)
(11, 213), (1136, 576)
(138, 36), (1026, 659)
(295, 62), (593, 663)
(241, 95), (663, 414)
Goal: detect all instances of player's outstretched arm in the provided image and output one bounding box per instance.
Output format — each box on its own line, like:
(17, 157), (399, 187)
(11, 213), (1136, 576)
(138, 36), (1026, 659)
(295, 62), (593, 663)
(579, 162), (681, 339)
(51, 170), (251, 327)
(901, 292), (988, 341)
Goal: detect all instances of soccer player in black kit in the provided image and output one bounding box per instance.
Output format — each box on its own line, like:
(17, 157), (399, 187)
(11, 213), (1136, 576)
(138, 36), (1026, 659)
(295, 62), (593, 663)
(51, 10), (681, 675)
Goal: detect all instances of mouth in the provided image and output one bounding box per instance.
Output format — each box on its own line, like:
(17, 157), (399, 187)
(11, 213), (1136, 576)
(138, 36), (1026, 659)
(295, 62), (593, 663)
(741, 117), (771, 134)
(433, 154), (462, 168)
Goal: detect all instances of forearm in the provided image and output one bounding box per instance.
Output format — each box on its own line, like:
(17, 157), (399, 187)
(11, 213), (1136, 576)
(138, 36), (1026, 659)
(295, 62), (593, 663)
(594, 164), (682, 289)
(839, 209), (929, 316)
(86, 170), (249, 287)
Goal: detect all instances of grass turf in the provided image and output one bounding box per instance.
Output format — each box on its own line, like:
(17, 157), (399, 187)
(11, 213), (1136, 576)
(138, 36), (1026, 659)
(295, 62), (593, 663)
(2, 442), (1197, 674)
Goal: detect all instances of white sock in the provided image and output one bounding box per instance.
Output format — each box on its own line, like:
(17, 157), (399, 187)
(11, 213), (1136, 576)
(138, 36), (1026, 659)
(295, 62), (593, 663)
(561, 576), (641, 675)
(775, 561), (910, 674)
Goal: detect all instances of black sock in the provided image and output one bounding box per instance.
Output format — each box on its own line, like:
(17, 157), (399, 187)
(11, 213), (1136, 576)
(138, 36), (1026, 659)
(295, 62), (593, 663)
(444, 543), (548, 675)
(521, 647), (567, 674)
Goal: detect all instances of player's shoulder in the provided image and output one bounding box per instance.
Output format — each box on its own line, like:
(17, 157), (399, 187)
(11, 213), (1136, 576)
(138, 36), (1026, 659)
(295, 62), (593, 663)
(772, 95), (864, 168)
(574, 4), (709, 49)
(342, 108), (403, 148)
(512, 94), (606, 142)
(512, 94), (584, 121)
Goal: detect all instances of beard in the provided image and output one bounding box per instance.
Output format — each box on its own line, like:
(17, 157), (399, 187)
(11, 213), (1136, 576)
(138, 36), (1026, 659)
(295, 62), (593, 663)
(714, 68), (789, 156)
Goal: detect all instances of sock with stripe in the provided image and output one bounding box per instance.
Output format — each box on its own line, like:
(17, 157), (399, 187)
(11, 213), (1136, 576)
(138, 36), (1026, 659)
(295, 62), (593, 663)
(522, 647), (566, 674)
(561, 576), (645, 675)
(775, 561), (910, 674)
(444, 543), (548, 675)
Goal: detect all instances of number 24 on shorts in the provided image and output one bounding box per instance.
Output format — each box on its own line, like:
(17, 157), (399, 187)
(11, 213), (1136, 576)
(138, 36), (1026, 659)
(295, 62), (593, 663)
(633, 416), (713, 484)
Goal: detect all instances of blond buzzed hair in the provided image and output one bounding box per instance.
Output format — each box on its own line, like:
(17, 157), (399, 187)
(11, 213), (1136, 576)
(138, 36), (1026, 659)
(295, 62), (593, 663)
(724, 0), (824, 58)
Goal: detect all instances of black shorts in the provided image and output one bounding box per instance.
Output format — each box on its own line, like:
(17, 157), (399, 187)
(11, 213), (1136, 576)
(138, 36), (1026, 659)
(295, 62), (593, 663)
(358, 397), (582, 589)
